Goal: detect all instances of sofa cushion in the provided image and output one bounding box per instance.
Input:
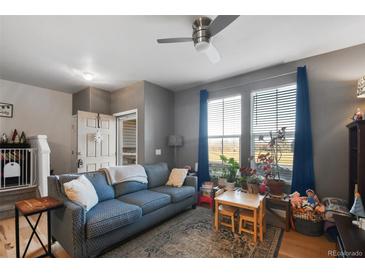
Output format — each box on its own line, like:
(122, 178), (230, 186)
(63, 175), (99, 211)
(166, 168), (188, 187)
(143, 162), (170, 188)
(84, 171), (115, 202)
(113, 181), (148, 197)
(118, 190), (171, 215)
(58, 174), (80, 194)
(86, 199), (142, 239)
(58, 171), (115, 202)
(150, 185), (195, 203)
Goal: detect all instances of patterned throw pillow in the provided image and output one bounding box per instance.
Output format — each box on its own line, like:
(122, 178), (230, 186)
(166, 168), (188, 187)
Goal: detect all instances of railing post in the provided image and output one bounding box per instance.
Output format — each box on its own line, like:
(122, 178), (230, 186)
(28, 135), (51, 197)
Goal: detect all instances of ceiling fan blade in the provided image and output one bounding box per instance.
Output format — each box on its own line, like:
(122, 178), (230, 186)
(157, 37), (192, 44)
(203, 43), (221, 64)
(209, 15), (240, 37)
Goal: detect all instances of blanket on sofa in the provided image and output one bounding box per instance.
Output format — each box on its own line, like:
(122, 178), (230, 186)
(99, 165), (148, 185)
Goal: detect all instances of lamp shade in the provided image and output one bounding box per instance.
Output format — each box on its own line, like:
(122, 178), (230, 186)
(357, 75), (365, 98)
(350, 192), (365, 218)
(168, 135), (183, 147)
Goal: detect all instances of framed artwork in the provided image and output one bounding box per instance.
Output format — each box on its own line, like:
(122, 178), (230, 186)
(0, 102), (13, 118)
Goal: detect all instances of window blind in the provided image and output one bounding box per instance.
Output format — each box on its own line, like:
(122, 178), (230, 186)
(251, 84), (296, 182)
(208, 95), (241, 163)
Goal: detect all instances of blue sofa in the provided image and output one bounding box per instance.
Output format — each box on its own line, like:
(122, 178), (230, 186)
(47, 163), (197, 257)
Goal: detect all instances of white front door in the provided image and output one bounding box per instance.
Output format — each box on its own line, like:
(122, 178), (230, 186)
(77, 111), (116, 173)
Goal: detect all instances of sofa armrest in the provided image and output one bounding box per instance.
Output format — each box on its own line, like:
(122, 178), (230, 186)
(52, 200), (86, 257)
(48, 176), (86, 257)
(184, 175), (198, 203)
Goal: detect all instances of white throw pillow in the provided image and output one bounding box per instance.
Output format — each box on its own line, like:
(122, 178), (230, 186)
(166, 168), (188, 187)
(63, 175), (98, 211)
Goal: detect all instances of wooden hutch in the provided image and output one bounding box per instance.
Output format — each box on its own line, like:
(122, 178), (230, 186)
(347, 120), (365, 207)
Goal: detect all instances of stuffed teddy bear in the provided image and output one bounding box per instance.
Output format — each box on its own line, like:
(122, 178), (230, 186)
(290, 191), (302, 209)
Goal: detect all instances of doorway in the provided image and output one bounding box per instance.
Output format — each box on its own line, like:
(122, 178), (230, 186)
(116, 109), (138, 165)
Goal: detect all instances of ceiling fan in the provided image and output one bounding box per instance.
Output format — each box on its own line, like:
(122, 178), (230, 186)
(157, 15), (240, 64)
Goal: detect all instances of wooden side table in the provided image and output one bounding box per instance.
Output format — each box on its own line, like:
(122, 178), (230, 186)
(265, 195), (291, 231)
(15, 196), (63, 258)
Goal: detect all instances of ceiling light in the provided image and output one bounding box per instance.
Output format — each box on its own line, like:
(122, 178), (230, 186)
(83, 72), (94, 81)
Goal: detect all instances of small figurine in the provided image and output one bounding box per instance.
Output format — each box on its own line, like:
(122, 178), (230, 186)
(11, 129), (19, 143)
(353, 108), (363, 121)
(1, 133), (8, 144)
(20, 131), (26, 144)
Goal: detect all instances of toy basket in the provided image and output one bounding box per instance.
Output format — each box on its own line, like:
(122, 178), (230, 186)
(292, 207), (324, 236)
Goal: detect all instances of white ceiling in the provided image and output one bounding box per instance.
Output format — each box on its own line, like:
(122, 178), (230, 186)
(1, 15), (365, 93)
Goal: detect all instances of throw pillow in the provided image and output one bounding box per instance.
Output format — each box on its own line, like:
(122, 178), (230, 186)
(63, 175), (99, 211)
(166, 168), (188, 187)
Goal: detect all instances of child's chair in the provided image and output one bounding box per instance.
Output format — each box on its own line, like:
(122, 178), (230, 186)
(238, 198), (266, 242)
(218, 205), (237, 233)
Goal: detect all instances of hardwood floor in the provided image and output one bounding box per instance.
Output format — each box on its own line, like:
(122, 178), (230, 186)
(278, 230), (337, 258)
(0, 214), (336, 258)
(0, 215), (69, 258)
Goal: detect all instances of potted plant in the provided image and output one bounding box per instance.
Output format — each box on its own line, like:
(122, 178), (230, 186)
(246, 175), (261, 194)
(256, 127), (287, 197)
(238, 167), (256, 191)
(219, 155), (239, 191)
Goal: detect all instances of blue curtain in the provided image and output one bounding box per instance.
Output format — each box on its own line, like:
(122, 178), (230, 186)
(291, 66), (315, 195)
(198, 90), (210, 189)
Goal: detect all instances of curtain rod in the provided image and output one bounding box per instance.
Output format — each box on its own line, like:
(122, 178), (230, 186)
(208, 70), (297, 93)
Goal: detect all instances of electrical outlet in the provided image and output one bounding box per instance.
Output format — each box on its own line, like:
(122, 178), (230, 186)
(155, 149), (162, 156)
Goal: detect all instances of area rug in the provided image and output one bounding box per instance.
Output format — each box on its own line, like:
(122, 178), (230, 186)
(101, 207), (283, 258)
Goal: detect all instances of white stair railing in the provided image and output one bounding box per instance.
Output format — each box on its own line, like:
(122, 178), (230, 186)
(28, 135), (51, 197)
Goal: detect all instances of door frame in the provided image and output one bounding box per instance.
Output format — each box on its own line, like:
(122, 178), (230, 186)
(113, 109), (138, 165)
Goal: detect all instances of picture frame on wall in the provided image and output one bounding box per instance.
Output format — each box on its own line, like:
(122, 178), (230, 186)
(0, 102), (14, 118)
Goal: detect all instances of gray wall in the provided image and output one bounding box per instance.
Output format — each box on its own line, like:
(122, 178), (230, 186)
(111, 81), (145, 163)
(72, 87), (111, 115)
(144, 81), (174, 166)
(0, 79), (73, 174)
(110, 81), (175, 167)
(90, 87), (111, 115)
(72, 87), (90, 115)
(174, 43), (365, 200)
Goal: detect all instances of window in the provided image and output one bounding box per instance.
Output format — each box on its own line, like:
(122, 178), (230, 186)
(208, 95), (241, 165)
(251, 84), (296, 182)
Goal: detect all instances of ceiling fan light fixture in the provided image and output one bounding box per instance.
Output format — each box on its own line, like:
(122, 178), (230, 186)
(204, 43), (221, 64)
(194, 41), (210, 52)
(156, 15), (239, 64)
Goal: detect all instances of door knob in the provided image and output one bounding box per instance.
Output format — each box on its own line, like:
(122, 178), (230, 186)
(77, 159), (84, 168)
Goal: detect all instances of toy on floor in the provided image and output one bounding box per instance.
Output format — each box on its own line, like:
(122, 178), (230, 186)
(290, 191), (302, 209)
(290, 189), (325, 221)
